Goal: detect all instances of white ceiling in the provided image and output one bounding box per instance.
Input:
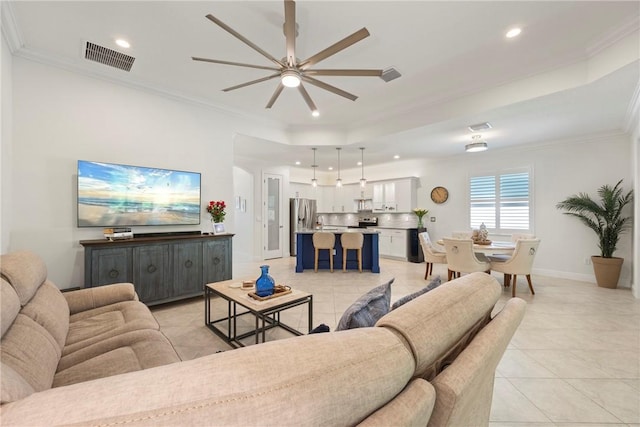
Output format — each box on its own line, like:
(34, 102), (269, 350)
(4, 1), (640, 170)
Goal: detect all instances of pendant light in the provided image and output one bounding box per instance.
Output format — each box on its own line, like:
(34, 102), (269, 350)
(335, 147), (342, 188)
(311, 148), (318, 187)
(359, 147), (367, 188)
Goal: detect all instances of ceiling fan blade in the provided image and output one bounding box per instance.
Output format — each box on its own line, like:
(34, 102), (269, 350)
(205, 14), (284, 68)
(298, 27), (370, 70)
(222, 73), (280, 92)
(297, 84), (318, 113)
(284, 0), (296, 67)
(301, 76), (358, 101)
(305, 69), (382, 77)
(266, 83), (285, 109)
(192, 57), (280, 71)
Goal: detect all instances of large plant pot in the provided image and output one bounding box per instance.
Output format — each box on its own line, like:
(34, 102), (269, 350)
(591, 256), (623, 289)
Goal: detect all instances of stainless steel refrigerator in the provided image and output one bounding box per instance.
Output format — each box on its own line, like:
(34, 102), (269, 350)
(290, 198), (317, 256)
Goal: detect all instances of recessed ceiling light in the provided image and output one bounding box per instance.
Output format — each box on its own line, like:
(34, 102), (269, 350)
(115, 39), (131, 48)
(311, 110), (320, 117)
(505, 28), (521, 39)
(328, 166), (333, 171)
(393, 155), (400, 159)
(357, 161), (362, 166)
(295, 161), (300, 165)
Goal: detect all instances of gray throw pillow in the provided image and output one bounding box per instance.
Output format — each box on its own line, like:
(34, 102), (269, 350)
(336, 278), (394, 331)
(391, 276), (441, 310)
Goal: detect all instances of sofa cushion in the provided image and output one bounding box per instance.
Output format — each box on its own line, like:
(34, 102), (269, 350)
(376, 272), (501, 379)
(64, 283), (137, 315)
(1, 314), (61, 396)
(1, 363), (35, 404)
(20, 280), (70, 350)
(1, 251), (48, 306)
(1, 279), (21, 338)
(391, 276), (441, 310)
(336, 278), (394, 331)
(63, 301), (160, 355)
(55, 329), (180, 387)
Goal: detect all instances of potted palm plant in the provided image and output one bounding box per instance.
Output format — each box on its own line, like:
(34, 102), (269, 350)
(556, 180), (633, 288)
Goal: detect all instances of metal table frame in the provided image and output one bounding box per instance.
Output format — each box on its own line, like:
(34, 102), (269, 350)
(205, 283), (313, 348)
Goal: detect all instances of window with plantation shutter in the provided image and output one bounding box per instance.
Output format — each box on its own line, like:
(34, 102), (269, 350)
(469, 171), (531, 232)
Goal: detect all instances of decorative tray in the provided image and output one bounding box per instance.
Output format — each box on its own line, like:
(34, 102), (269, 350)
(249, 285), (292, 301)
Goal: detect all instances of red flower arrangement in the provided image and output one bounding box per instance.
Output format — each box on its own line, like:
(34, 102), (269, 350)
(207, 200), (226, 223)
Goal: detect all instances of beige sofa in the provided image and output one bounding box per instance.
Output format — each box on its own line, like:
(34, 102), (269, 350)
(1, 250), (525, 426)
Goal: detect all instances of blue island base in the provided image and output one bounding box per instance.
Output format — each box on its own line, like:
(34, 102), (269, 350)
(295, 232), (380, 273)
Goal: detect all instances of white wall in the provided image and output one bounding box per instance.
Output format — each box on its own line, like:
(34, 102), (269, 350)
(632, 123), (639, 297)
(8, 57), (284, 287)
(288, 133), (634, 287)
(1, 34), (13, 253)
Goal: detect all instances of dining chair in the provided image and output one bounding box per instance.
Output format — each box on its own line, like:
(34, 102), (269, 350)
(489, 238), (540, 297)
(442, 238), (491, 281)
(341, 232), (364, 272)
(452, 231), (473, 239)
(312, 232), (335, 272)
(419, 231), (447, 279)
(511, 233), (535, 243)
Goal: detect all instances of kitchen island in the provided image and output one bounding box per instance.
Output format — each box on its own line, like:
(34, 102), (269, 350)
(295, 229), (380, 273)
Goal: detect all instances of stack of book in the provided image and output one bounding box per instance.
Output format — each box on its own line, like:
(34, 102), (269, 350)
(104, 227), (133, 240)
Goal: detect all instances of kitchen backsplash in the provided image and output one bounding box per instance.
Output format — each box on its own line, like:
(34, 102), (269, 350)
(317, 212), (421, 229)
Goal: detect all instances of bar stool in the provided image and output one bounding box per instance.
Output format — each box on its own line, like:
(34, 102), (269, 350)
(341, 232), (364, 272)
(312, 232), (335, 272)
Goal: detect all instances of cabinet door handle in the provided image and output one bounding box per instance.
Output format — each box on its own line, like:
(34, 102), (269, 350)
(147, 264), (157, 274)
(108, 269), (119, 279)
(212, 257), (220, 265)
(184, 260), (193, 268)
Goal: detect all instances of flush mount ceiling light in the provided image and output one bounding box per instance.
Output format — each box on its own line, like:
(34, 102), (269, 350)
(335, 147), (342, 188)
(359, 147), (367, 188)
(466, 134), (488, 153)
(311, 148), (318, 187)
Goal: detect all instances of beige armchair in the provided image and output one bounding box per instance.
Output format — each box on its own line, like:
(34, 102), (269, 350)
(490, 238), (540, 297)
(419, 231), (447, 279)
(442, 238), (491, 281)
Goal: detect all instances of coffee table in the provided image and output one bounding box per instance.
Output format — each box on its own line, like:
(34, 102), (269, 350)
(205, 280), (313, 348)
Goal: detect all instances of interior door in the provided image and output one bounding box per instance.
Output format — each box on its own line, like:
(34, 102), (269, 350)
(263, 173), (283, 259)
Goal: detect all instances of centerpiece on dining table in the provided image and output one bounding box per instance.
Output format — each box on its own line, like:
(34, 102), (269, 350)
(472, 223), (491, 245)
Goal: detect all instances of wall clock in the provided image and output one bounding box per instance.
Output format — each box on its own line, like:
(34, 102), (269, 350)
(431, 186), (449, 204)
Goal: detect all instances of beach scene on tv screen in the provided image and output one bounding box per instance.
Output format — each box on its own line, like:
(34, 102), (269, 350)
(78, 161), (201, 227)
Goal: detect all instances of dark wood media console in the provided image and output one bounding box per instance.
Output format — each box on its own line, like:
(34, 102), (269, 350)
(80, 234), (233, 306)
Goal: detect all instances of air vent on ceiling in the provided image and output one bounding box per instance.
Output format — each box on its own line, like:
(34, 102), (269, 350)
(84, 41), (135, 72)
(468, 122), (492, 132)
(380, 67), (402, 83)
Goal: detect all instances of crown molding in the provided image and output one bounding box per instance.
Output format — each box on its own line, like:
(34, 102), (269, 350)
(586, 16), (640, 57)
(624, 79), (640, 134)
(1, 1), (23, 52)
(12, 45), (285, 130)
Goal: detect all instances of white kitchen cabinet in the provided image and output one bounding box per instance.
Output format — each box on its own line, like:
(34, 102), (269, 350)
(373, 228), (408, 260)
(394, 178), (417, 212)
(290, 182), (315, 199)
(317, 184), (358, 212)
(372, 178), (417, 212)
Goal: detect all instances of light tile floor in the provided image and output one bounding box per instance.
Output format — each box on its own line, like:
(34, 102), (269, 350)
(151, 257), (640, 426)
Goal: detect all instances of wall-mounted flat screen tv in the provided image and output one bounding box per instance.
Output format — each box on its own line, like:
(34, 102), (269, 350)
(77, 160), (201, 227)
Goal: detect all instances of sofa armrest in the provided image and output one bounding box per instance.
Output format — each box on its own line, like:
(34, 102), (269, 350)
(63, 283), (138, 314)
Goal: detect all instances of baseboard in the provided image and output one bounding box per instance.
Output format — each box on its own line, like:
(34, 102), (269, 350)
(532, 267), (632, 289)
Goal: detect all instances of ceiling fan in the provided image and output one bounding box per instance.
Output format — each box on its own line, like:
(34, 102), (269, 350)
(192, 0), (383, 116)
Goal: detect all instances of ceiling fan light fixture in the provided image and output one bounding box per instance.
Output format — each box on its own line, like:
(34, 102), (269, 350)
(281, 69), (301, 87)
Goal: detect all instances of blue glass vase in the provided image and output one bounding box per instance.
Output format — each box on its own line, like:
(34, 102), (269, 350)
(255, 265), (275, 297)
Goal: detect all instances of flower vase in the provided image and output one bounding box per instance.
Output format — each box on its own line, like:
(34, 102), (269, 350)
(255, 265), (275, 297)
(417, 217), (424, 229)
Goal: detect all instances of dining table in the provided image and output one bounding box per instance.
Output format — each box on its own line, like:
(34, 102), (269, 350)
(436, 239), (515, 255)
